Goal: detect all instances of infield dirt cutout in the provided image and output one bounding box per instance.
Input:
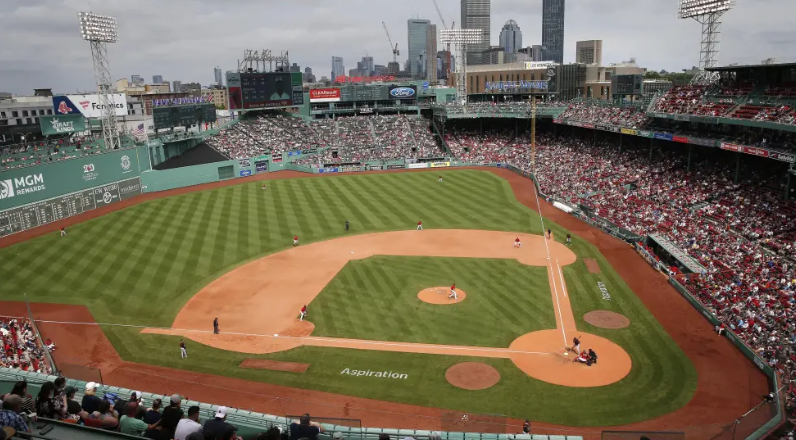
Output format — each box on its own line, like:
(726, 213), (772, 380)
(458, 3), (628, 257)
(584, 311), (630, 329)
(445, 362), (500, 390)
(584, 258), (601, 273)
(143, 229), (632, 388)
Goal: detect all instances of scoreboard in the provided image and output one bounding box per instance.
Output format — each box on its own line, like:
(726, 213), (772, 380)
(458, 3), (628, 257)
(0, 177), (141, 237)
(153, 104), (217, 130)
(226, 72), (303, 110)
(612, 74), (643, 96)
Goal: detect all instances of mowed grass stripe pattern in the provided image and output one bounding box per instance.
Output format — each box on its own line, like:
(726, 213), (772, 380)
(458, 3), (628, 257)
(311, 256), (555, 347)
(0, 171), (542, 326)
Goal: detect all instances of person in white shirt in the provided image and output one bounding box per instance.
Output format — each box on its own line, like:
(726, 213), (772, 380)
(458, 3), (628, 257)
(174, 406), (202, 440)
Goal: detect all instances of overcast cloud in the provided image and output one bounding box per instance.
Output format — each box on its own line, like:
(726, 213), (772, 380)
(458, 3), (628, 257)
(1, 0), (794, 95)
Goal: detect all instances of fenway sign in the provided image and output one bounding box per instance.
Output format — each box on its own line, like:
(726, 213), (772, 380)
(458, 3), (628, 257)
(309, 88), (341, 103)
(152, 94), (213, 107)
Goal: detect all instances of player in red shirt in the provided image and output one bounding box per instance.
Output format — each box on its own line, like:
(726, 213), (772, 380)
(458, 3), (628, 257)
(448, 283), (458, 300)
(293, 235), (299, 246)
(299, 305), (308, 321)
(416, 221), (423, 231)
(60, 227), (67, 237)
(513, 237), (522, 248)
(573, 351), (590, 364)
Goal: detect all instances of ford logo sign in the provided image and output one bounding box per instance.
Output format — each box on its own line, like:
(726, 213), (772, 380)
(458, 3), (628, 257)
(390, 87), (416, 98)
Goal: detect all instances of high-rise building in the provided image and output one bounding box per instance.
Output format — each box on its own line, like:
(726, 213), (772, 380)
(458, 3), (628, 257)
(461, 0), (491, 65)
(576, 40), (602, 65)
(152, 75), (163, 84)
(499, 20), (522, 54)
(387, 62), (400, 75)
(361, 56), (374, 76)
(542, 0), (565, 63)
(408, 19), (431, 78)
(290, 63), (301, 73)
(437, 50), (452, 80)
(172, 80), (182, 93)
(332, 56), (345, 81)
(214, 66), (222, 84)
(303, 67), (316, 83)
(532, 45), (544, 61)
(131, 75), (143, 85)
(426, 24), (437, 83)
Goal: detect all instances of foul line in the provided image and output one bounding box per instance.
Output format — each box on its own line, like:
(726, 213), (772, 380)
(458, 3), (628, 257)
(557, 259), (568, 298)
(1, 316), (559, 357)
(529, 175), (568, 348)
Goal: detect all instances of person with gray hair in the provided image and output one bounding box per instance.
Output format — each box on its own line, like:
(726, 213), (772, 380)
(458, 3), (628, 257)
(0, 394), (30, 434)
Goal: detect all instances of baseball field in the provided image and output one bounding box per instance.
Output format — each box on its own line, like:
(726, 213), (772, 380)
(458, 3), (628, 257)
(0, 168), (769, 434)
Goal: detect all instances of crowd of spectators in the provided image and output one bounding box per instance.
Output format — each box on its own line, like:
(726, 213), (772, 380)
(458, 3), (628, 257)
(557, 103), (648, 128)
(0, 136), (103, 171)
(652, 85), (708, 114)
(0, 318), (52, 374)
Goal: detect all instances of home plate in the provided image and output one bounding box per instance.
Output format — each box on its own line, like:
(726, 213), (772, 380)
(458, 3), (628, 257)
(273, 334), (278, 337)
(350, 251), (354, 254)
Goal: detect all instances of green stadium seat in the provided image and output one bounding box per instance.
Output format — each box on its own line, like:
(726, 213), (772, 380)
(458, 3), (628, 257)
(447, 432), (465, 440)
(381, 429), (400, 436)
(464, 433), (483, 440)
(364, 428), (383, 435)
(497, 435), (513, 440)
(530, 435), (548, 440)
(479, 434), (498, 440)
(546, 436), (565, 440)
(513, 435), (532, 440)
(414, 430), (433, 437)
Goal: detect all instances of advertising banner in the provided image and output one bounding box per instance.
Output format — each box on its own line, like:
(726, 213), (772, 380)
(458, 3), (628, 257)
(238, 159), (251, 168)
(637, 130), (654, 138)
(743, 146), (769, 157)
(430, 162), (451, 168)
(309, 88), (341, 103)
(255, 161), (268, 173)
(319, 167), (338, 174)
(609, 126), (621, 133)
(770, 151), (796, 163)
(620, 128), (637, 135)
(582, 124), (594, 129)
(672, 136), (689, 143)
(339, 165), (362, 173)
(369, 165), (383, 171)
(720, 142), (744, 152)
(692, 138), (715, 147)
(386, 164), (405, 170)
(52, 94), (128, 118)
(239, 170), (252, 177)
(654, 132), (673, 141)
(523, 61), (556, 70)
(388, 85), (417, 100)
(271, 154), (283, 163)
(596, 125), (608, 131)
(39, 115), (86, 136)
(407, 163), (429, 169)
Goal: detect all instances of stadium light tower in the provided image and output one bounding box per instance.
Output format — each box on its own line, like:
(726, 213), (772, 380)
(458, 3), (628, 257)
(678, 0), (735, 85)
(441, 28), (482, 104)
(78, 12), (121, 150)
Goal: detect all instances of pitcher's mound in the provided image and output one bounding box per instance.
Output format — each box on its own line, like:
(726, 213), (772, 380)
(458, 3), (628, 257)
(418, 287), (467, 304)
(445, 362), (500, 390)
(584, 311), (630, 329)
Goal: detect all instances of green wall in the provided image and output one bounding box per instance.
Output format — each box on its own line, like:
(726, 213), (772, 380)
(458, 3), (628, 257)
(0, 146), (150, 211)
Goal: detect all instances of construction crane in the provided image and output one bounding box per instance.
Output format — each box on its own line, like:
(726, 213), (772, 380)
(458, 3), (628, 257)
(432, 0), (454, 81)
(382, 21), (399, 63)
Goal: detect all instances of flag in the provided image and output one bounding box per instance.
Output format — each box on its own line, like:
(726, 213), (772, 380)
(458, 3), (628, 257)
(132, 123), (146, 140)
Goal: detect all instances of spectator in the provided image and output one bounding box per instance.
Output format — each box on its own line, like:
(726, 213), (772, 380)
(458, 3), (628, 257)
(256, 427), (282, 440)
(144, 398), (163, 425)
(0, 395), (29, 434)
(119, 402), (156, 436)
(95, 399), (119, 429)
(35, 381), (65, 419)
(379, 435), (390, 440)
(81, 382), (102, 415)
(203, 406), (236, 440)
(161, 394), (184, 438)
(8, 381), (34, 414)
(175, 406), (202, 440)
(289, 413), (324, 440)
(64, 386), (82, 416)
(116, 391), (142, 418)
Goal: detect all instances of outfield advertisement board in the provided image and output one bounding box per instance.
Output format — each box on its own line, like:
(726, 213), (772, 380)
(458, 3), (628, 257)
(0, 146), (149, 212)
(407, 163), (429, 169)
(52, 94), (128, 118)
(39, 115), (87, 135)
(0, 177), (142, 237)
(309, 88), (341, 103)
(430, 162), (451, 168)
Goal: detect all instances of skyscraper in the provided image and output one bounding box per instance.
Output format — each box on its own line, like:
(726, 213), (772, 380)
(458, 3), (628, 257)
(172, 80), (182, 93)
(152, 75), (163, 84)
(408, 19), (431, 78)
(461, 0), (491, 65)
(499, 20), (522, 54)
(426, 24), (437, 83)
(131, 75), (143, 85)
(361, 56), (374, 76)
(542, 0), (565, 63)
(214, 66), (222, 85)
(331, 56), (345, 81)
(531, 45), (543, 61)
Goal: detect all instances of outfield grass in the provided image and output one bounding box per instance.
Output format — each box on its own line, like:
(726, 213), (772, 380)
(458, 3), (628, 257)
(0, 170), (697, 426)
(311, 256), (555, 347)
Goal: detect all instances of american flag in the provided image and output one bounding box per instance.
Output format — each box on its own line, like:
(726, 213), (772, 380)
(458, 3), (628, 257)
(132, 123), (146, 139)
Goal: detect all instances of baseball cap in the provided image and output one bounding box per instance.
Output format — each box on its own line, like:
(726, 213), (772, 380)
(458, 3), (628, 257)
(170, 394), (182, 404)
(85, 382), (97, 391)
(64, 386), (77, 395)
(215, 406), (228, 418)
(133, 391), (142, 400)
(1, 427), (16, 440)
(333, 432), (345, 440)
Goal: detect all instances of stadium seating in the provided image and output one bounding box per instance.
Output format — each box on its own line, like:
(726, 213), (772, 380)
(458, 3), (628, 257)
(0, 318), (53, 374)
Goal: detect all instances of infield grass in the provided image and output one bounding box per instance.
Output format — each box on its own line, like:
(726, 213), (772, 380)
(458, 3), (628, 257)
(0, 170), (697, 426)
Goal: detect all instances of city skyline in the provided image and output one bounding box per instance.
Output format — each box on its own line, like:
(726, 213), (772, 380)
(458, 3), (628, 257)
(2, 0), (795, 95)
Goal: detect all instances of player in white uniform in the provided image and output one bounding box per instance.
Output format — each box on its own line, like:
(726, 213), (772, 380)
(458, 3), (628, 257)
(513, 237), (522, 248)
(449, 284), (458, 300)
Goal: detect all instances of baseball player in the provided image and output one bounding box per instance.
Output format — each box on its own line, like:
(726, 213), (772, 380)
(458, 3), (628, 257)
(572, 350), (590, 364)
(299, 305), (307, 321)
(417, 221), (423, 231)
(547, 229), (552, 239)
(213, 317), (219, 334)
(180, 339), (187, 359)
(60, 227), (67, 237)
(345, 219), (350, 231)
(513, 237), (522, 248)
(293, 235), (299, 246)
(566, 234), (572, 245)
(570, 336), (581, 355)
(449, 283), (458, 300)
(438, 176), (443, 183)
(261, 184), (267, 191)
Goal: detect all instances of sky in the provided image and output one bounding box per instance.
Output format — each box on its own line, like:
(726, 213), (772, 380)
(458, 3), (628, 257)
(1, 0), (795, 95)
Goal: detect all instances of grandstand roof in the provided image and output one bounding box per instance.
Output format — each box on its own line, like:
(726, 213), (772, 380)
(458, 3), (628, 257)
(708, 62), (796, 72)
